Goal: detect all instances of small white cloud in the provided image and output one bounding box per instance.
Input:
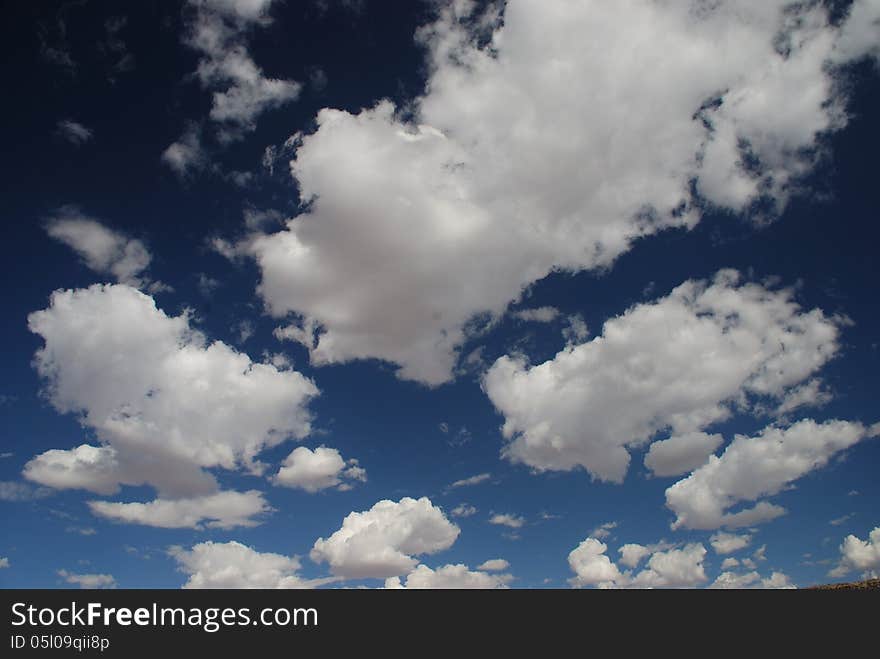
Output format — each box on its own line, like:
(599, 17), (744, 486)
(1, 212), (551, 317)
(512, 307), (560, 323)
(170, 540), (327, 589)
(46, 210), (152, 287)
(448, 473), (491, 489)
(88, 490), (270, 529)
(710, 532), (752, 555)
(489, 513), (525, 529)
(830, 513), (854, 527)
(477, 558), (510, 572)
(56, 120), (93, 146)
(57, 569), (116, 589)
(162, 124), (206, 177)
(272, 446), (365, 493)
(569, 538), (708, 589)
(450, 503), (477, 518)
(385, 563), (512, 589)
(590, 521), (618, 540)
(310, 497), (460, 579)
(829, 526), (880, 578)
(720, 557), (740, 570)
(0, 557), (9, 568)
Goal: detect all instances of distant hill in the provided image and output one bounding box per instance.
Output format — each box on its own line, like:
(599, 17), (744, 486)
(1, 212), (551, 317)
(805, 578), (880, 590)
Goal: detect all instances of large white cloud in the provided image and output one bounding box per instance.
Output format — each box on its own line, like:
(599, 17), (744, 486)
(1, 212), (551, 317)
(666, 419), (877, 530)
(24, 284), (318, 527)
(224, 0), (876, 385)
(272, 446), (366, 493)
(46, 211), (152, 288)
(385, 563), (513, 589)
(569, 537), (707, 589)
(170, 540), (326, 588)
(484, 270), (842, 482)
(88, 491), (270, 530)
(310, 497), (460, 579)
(829, 526), (880, 578)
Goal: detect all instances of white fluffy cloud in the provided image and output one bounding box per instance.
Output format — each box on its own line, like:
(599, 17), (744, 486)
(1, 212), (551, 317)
(161, 124), (206, 177)
(226, 0), (875, 385)
(170, 540), (323, 588)
(489, 513), (525, 529)
(0, 557), (9, 568)
(272, 446), (366, 493)
(830, 527), (880, 578)
(184, 0), (299, 136)
(57, 569), (116, 589)
(710, 570), (795, 589)
(710, 532), (752, 555)
(310, 497), (460, 579)
(485, 271), (842, 482)
(46, 211), (152, 287)
(512, 307), (560, 323)
(644, 432), (724, 478)
(88, 491), (270, 530)
(477, 558), (509, 572)
(569, 537), (707, 589)
(450, 503), (477, 518)
(666, 419), (877, 530)
(385, 563), (512, 589)
(24, 284), (318, 527)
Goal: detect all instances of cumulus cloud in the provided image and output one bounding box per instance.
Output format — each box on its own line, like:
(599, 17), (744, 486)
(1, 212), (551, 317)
(385, 563), (512, 589)
(183, 0), (300, 137)
(57, 569), (116, 589)
(569, 538), (707, 589)
(170, 541), (328, 588)
(489, 514), (525, 529)
(222, 0), (875, 385)
(477, 558), (509, 572)
(310, 497), (459, 579)
(56, 119), (93, 146)
(24, 284), (318, 527)
(46, 210), (153, 288)
(666, 419), (877, 530)
(272, 446), (366, 493)
(710, 570), (795, 589)
(710, 532), (752, 555)
(485, 271), (843, 482)
(644, 432), (724, 478)
(720, 557), (740, 570)
(88, 491), (270, 530)
(829, 527), (880, 578)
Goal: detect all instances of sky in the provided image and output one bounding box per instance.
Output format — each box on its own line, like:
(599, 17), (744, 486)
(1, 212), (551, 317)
(1, 0), (879, 590)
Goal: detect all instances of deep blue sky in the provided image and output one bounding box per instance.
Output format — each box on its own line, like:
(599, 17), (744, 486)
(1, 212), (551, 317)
(1, 0), (878, 589)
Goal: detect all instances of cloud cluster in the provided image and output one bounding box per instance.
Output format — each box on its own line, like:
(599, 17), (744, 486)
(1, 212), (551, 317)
(224, 0), (877, 384)
(186, 0), (299, 135)
(272, 446), (366, 493)
(170, 541), (319, 588)
(24, 284), (318, 528)
(485, 270), (843, 482)
(310, 497), (459, 579)
(568, 538), (707, 589)
(57, 569), (116, 589)
(666, 419), (877, 530)
(385, 563), (512, 589)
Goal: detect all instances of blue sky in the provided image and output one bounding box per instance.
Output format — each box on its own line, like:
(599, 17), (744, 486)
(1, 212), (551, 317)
(1, 0), (879, 590)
